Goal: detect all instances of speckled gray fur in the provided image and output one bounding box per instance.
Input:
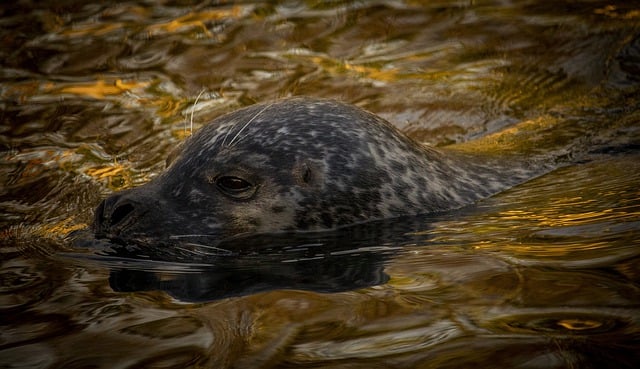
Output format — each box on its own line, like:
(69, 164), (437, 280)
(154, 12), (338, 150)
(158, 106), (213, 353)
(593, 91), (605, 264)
(93, 97), (549, 245)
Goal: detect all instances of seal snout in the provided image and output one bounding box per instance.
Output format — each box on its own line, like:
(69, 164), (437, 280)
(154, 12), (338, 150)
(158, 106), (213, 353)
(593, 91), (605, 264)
(94, 190), (152, 239)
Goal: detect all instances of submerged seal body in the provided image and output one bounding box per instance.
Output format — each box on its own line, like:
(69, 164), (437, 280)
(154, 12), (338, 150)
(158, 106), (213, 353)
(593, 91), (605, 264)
(93, 98), (542, 246)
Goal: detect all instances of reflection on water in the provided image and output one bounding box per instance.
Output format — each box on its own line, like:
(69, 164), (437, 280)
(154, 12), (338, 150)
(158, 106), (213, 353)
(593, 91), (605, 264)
(1, 1), (639, 368)
(89, 237), (393, 301)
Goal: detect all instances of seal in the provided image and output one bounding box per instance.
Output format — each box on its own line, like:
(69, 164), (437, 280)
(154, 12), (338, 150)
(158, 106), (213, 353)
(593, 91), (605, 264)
(93, 97), (546, 247)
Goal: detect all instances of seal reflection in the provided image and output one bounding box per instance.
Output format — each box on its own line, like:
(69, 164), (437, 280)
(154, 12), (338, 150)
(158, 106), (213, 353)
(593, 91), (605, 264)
(84, 216), (431, 301)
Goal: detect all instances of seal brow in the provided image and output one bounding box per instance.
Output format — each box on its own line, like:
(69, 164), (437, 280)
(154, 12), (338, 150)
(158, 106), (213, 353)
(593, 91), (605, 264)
(224, 102), (273, 147)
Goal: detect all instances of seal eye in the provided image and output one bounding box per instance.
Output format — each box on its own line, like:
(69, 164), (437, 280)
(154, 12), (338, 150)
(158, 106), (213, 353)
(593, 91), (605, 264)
(216, 176), (254, 198)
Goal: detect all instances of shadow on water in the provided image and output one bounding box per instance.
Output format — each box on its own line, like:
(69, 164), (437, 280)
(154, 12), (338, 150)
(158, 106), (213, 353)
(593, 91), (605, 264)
(68, 215), (443, 301)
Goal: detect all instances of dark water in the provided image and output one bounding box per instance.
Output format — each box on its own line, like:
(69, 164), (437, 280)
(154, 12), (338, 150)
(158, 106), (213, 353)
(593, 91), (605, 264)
(1, 1), (639, 368)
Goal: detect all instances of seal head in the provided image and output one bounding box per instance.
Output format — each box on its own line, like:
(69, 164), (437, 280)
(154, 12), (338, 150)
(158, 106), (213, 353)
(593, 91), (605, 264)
(93, 98), (534, 247)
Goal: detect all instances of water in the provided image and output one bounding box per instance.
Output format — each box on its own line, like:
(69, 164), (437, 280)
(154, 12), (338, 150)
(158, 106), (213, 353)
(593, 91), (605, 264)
(1, 1), (639, 368)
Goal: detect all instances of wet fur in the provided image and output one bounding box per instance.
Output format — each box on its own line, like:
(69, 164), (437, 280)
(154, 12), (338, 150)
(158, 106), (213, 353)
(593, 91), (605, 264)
(94, 97), (552, 248)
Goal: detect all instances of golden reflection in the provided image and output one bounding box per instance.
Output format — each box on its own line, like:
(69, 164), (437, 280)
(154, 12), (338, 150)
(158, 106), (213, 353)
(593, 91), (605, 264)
(308, 55), (453, 84)
(52, 6), (246, 39)
(38, 219), (87, 238)
(84, 163), (133, 190)
(54, 6), (150, 37)
(146, 7), (245, 37)
(309, 56), (397, 82)
(1, 81), (41, 102)
(342, 62), (399, 83)
(142, 95), (184, 118)
(50, 79), (150, 99)
(61, 23), (126, 37)
(595, 5), (640, 19)
(453, 115), (556, 154)
(452, 91), (607, 155)
(172, 128), (192, 140)
(434, 156), (640, 260)
(492, 208), (618, 228)
(557, 318), (602, 331)
(85, 164), (125, 179)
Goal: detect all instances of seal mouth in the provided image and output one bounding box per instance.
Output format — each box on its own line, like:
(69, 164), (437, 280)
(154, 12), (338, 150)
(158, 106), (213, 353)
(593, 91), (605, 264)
(93, 213), (149, 244)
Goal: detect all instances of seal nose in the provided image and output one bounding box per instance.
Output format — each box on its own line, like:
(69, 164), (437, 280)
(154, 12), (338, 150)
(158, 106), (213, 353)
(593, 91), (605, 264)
(94, 191), (145, 237)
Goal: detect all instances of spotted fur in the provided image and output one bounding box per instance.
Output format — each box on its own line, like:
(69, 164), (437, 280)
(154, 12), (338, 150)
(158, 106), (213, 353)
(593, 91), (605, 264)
(93, 97), (548, 247)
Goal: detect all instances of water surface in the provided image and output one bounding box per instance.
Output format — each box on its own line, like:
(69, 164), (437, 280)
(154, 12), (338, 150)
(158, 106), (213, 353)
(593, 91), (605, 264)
(1, 1), (639, 368)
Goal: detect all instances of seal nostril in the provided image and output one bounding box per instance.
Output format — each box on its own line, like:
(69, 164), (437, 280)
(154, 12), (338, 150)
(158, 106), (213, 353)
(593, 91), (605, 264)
(111, 203), (135, 226)
(94, 191), (147, 239)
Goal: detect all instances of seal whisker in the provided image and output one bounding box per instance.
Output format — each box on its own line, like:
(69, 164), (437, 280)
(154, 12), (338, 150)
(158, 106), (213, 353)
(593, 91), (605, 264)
(186, 89), (206, 136)
(176, 243), (234, 256)
(225, 102), (273, 147)
(169, 234), (217, 239)
(175, 246), (211, 256)
(186, 243), (234, 255)
(220, 121), (233, 147)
